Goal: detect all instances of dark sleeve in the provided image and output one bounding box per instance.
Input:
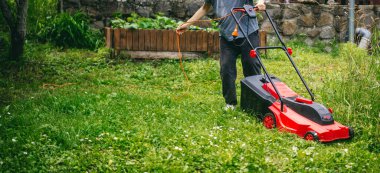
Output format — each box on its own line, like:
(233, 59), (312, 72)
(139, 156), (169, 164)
(204, 0), (212, 5)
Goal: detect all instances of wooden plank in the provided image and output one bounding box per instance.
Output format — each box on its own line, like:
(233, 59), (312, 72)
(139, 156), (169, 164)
(168, 30), (175, 51)
(138, 30), (145, 50)
(259, 30), (267, 55)
(126, 29), (133, 50)
(120, 29), (127, 49)
(180, 31), (186, 51)
(150, 30), (157, 51)
(156, 30), (163, 51)
(190, 31), (197, 51)
(259, 30), (267, 47)
(213, 32), (220, 53)
(132, 29), (139, 51)
(144, 30), (151, 51)
(185, 31), (192, 51)
(201, 31), (208, 51)
(113, 28), (121, 50)
(162, 30), (169, 51)
(173, 31), (178, 52)
(105, 27), (112, 48)
(207, 31), (214, 55)
(196, 30), (203, 51)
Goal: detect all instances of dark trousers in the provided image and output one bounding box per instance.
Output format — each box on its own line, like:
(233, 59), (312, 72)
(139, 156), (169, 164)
(220, 31), (261, 105)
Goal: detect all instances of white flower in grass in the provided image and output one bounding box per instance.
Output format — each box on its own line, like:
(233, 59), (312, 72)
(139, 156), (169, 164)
(343, 148), (348, 153)
(213, 126), (223, 131)
(113, 137), (118, 140)
(12, 138), (17, 143)
(23, 151), (28, 155)
(174, 146), (183, 151)
(304, 146), (315, 156)
(31, 142), (35, 145)
(265, 156), (270, 163)
(292, 146), (298, 152)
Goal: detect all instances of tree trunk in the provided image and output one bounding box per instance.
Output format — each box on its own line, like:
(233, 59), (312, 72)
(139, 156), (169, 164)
(10, 30), (26, 61)
(0, 0), (29, 61)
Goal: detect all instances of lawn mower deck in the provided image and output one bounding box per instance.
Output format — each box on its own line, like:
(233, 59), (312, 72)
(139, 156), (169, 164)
(241, 75), (354, 142)
(230, 5), (354, 142)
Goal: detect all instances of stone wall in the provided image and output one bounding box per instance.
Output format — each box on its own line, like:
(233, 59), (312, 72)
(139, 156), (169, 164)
(63, 0), (205, 19)
(262, 4), (380, 45)
(63, 0), (380, 44)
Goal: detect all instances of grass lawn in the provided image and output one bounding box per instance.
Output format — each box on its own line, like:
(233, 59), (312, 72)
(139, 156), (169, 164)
(0, 43), (379, 172)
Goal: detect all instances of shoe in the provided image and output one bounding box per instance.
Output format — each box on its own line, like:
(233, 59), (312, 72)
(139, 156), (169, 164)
(224, 104), (236, 111)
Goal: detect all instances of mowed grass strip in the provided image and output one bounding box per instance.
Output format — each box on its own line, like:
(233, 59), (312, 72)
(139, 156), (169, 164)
(0, 43), (379, 172)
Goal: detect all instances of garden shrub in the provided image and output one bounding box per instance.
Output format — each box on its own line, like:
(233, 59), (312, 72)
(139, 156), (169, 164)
(28, 0), (58, 38)
(36, 12), (103, 50)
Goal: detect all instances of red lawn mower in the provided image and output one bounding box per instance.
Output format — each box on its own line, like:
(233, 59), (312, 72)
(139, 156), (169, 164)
(231, 5), (354, 142)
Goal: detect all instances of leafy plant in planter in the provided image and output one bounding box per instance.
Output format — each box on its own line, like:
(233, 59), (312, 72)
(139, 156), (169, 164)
(111, 12), (219, 31)
(111, 13), (179, 30)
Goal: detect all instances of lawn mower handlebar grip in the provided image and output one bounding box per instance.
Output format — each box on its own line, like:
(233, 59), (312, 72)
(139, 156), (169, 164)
(231, 8), (246, 12)
(231, 7), (260, 12)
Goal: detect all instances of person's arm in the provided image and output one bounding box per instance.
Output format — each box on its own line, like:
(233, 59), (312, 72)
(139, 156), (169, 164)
(176, 3), (212, 34)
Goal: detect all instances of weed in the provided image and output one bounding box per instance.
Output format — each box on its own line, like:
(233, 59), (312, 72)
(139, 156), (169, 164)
(36, 12), (104, 50)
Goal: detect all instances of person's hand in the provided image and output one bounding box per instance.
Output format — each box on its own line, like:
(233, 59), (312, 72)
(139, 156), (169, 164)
(255, 3), (266, 11)
(176, 23), (190, 35)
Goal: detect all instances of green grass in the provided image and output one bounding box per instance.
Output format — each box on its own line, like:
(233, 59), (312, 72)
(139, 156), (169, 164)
(0, 43), (379, 172)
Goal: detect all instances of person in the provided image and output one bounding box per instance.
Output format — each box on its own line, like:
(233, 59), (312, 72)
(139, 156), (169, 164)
(176, 0), (266, 110)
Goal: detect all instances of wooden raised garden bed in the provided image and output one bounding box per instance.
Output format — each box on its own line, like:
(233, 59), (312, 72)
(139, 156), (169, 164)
(105, 27), (267, 58)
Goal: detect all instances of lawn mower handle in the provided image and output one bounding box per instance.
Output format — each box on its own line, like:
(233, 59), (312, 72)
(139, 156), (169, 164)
(231, 7), (315, 111)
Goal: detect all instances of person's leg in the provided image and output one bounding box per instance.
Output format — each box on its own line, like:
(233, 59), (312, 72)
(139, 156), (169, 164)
(220, 37), (239, 105)
(241, 30), (261, 77)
